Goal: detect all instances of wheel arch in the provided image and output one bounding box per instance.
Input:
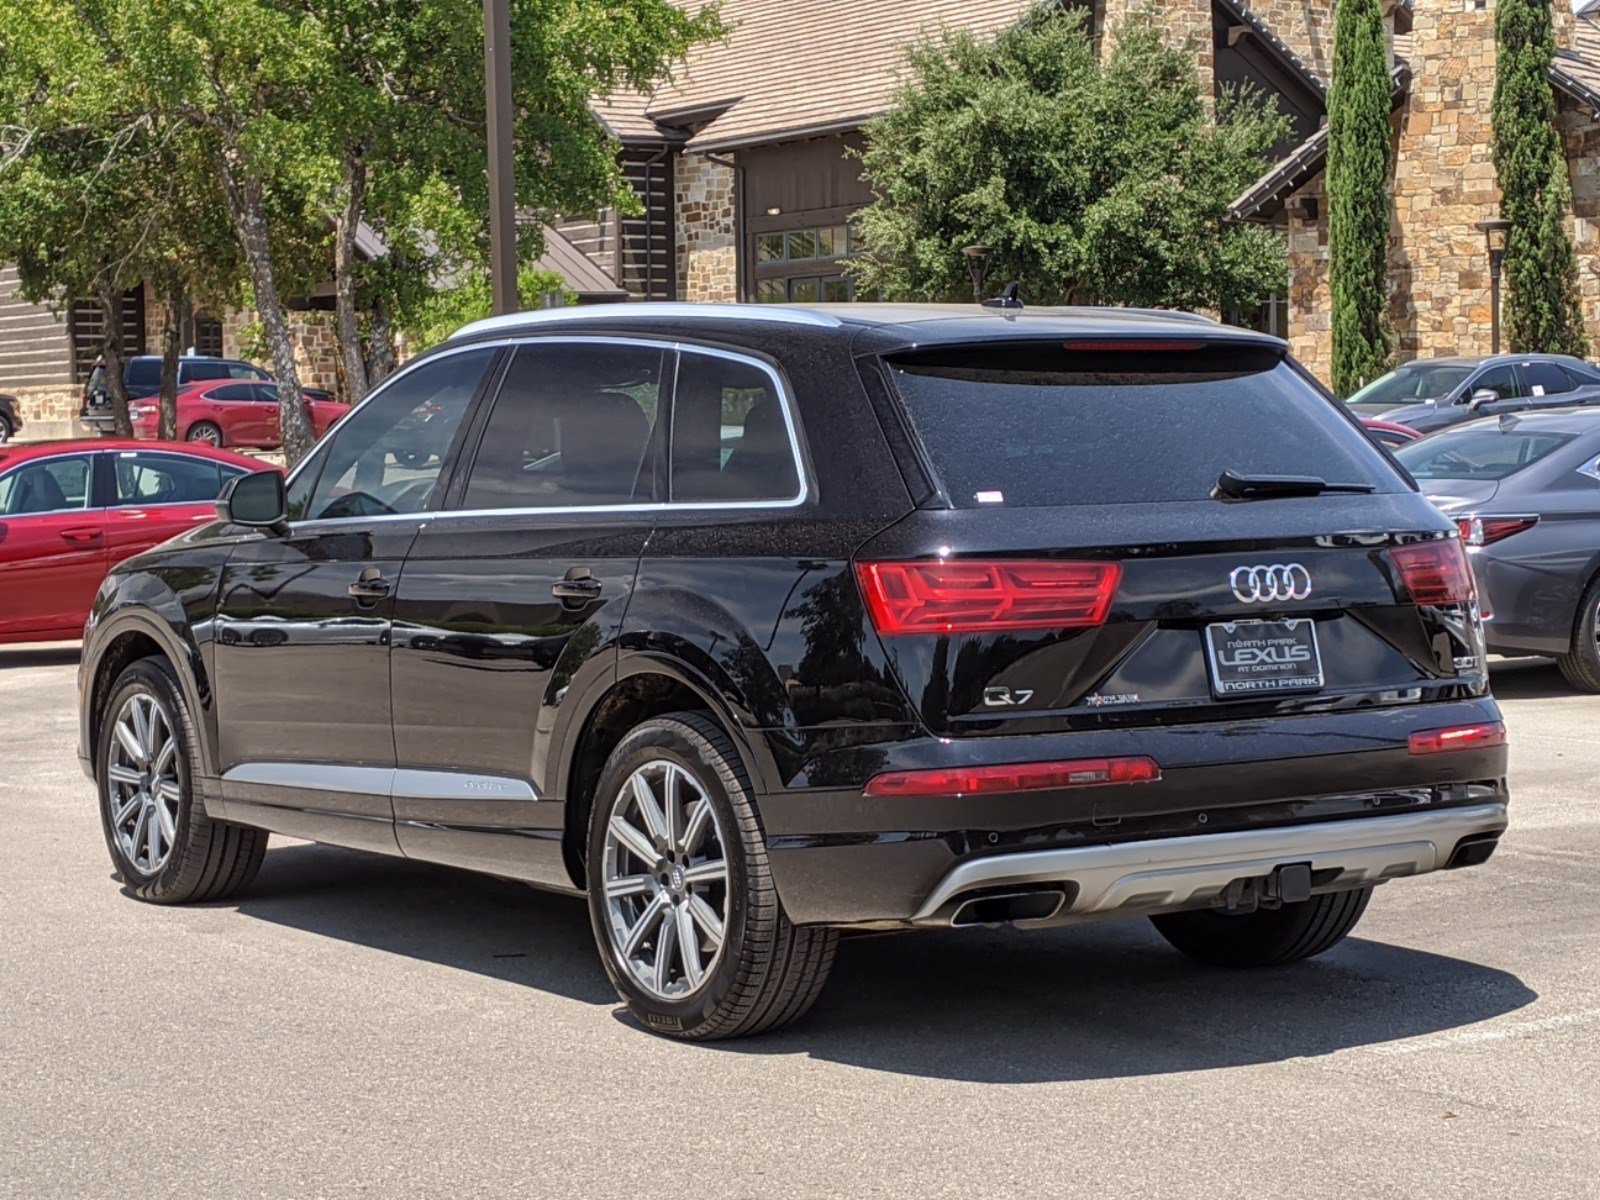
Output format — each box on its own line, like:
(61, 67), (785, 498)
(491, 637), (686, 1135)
(86, 607), (216, 781)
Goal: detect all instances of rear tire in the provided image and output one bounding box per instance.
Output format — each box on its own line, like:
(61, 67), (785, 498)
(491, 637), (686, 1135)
(186, 421), (223, 448)
(1150, 887), (1372, 968)
(586, 712), (837, 1040)
(96, 657), (267, 904)
(1555, 575), (1600, 692)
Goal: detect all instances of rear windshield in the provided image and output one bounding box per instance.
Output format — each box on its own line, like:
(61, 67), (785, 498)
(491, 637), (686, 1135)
(886, 343), (1399, 507)
(1394, 428), (1575, 480)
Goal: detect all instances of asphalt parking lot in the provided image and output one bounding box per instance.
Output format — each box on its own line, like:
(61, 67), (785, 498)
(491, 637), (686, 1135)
(1, 648), (1596, 1199)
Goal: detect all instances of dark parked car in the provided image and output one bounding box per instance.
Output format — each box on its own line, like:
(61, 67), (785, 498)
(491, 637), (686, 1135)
(1396, 407), (1600, 691)
(0, 393), (19, 442)
(80, 355), (271, 434)
(78, 302), (1508, 1040)
(1344, 353), (1600, 433)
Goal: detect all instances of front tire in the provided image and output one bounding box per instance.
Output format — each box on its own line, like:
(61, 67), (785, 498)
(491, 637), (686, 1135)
(1150, 887), (1372, 968)
(1555, 574), (1600, 692)
(96, 657), (267, 904)
(586, 712), (837, 1040)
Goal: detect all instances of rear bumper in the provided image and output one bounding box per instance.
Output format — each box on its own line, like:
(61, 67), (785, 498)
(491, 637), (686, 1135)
(911, 802), (1507, 925)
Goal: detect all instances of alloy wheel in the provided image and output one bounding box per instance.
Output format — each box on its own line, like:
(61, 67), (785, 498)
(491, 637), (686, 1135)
(106, 692), (182, 875)
(601, 760), (729, 1001)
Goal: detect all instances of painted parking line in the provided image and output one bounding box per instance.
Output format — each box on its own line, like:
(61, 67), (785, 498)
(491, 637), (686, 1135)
(1367, 1007), (1600, 1055)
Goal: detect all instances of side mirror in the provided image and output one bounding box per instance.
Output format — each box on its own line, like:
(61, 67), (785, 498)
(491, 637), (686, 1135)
(1468, 388), (1498, 409)
(218, 470), (289, 535)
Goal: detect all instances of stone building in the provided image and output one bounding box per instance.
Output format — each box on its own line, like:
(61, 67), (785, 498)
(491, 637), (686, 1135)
(575, 0), (1600, 384)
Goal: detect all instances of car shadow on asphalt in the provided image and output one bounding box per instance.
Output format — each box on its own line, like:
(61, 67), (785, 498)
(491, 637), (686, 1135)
(0, 646), (81, 669)
(234, 844), (1535, 1081)
(1488, 658), (1576, 701)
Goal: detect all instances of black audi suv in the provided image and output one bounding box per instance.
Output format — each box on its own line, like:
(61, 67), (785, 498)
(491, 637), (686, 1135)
(78, 302), (1509, 1040)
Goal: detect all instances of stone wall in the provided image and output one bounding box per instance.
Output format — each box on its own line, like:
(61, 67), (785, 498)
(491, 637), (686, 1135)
(219, 308), (344, 395)
(675, 153), (738, 303)
(1558, 96), (1600, 351)
(1099, 0), (1214, 85)
(8, 383), (81, 435)
(1244, 0), (1334, 79)
(1388, 0), (1501, 360)
(1285, 179), (1332, 380)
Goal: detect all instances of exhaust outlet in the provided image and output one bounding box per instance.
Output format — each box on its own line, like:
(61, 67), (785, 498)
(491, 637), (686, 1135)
(949, 887), (1068, 928)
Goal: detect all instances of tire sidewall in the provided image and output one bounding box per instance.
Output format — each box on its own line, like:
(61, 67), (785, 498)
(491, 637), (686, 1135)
(187, 422), (222, 447)
(586, 720), (752, 1038)
(96, 659), (200, 901)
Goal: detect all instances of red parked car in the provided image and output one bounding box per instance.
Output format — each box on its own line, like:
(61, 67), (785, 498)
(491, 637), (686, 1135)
(1360, 417), (1422, 448)
(0, 439), (269, 645)
(129, 381), (346, 449)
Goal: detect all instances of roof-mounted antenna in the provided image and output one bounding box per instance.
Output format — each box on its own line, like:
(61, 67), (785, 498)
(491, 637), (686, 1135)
(982, 281), (1023, 310)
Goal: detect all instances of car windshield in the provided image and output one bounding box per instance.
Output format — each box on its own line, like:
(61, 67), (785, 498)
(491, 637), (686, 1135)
(1394, 428), (1576, 480)
(1346, 364), (1474, 408)
(887, 342), (1399, 507)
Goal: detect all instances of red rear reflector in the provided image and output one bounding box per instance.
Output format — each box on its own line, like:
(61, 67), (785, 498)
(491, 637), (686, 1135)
(1455, 515), (1539, 547)
(864, 756), (1161, 797)
(1389, 539), (1475, 605)
(1408, 721), (1506, 755)
(1063, 340), (1206, 352)
(856, 560), (1121, 634)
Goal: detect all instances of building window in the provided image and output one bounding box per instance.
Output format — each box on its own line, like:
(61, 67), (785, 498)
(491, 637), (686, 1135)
(753, 223), (858, 302)
(67, 289), (147, 383)
(1227, 292), (1287, 339)
(193, 315), (224, 358)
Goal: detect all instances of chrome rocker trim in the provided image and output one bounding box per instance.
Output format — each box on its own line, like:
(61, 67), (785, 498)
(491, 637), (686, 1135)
(912, 803), (1509, 924)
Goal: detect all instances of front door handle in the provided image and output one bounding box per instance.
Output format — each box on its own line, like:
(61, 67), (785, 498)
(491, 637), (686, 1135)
(348, 566), (392, 600)
(551, 567), (602, 602)
(60, 526), (104, 546)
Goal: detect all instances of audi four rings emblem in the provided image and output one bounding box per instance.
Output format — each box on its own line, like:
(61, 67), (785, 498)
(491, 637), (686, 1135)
(1230, 563), (1313, 603)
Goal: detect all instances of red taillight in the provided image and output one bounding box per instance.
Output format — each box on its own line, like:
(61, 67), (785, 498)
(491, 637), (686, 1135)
(1389, 539), (1475, 606)
(1455, 515), (1539, 547)
(863, 756), (1161, 797)
(856, 560), (1121, 635)
(1408, 721), (1506, 755)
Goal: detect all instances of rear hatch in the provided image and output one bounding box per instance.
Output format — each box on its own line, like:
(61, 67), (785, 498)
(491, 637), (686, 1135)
(855, 336), (1483, 735)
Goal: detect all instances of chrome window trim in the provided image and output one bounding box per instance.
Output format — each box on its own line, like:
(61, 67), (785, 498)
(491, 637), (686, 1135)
(451, 302), (842, 341)
(222, 761), (541, 802)
(282, 334), (811, 532)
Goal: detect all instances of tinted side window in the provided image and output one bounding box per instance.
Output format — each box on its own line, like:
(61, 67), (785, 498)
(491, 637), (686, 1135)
(184, 361), (231, 382)
(111, 451), (243, 504)
(1523, 362), (1573, 396)
(228, 362), (268, 380)
(288, 348), (495, 521)
(125, 359), (159, 388)
(460, 342), (666, 510)
(670, 352), (801, 503)
(209, 384), (255, 402)
(1470, 366), (1519, 401)
(0, 454), (93, 514)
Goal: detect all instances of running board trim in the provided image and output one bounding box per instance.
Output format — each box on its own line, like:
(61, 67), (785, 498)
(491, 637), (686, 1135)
(912, 803), (1509, 922)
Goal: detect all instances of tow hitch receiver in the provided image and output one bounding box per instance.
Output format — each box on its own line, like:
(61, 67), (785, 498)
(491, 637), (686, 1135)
(1220, 862), (1313, 912)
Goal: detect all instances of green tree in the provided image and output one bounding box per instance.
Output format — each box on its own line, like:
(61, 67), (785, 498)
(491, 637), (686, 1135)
(1327, 0), (1393, 395)
(849, 5), (1288, 311)
(1492, 0), (1587, 355)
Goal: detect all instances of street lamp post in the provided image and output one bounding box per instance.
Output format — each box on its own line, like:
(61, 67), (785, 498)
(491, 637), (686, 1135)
(1475, 219), (1512, 354)
(484, 0), (518, 315)
(962, 244), (992, 305)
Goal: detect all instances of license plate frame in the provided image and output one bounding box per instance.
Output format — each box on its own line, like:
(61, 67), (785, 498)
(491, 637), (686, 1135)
(1203, 617), (1324, 698)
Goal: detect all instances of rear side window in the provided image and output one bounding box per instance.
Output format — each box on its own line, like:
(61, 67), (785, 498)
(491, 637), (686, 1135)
(208, 384), (255, 402)
(886, 343), (1400, 508)
(111, 451), (244, 504)
(125, 359), (159, 388)
(1522, 361), (1573, 397)
(183, 361), (231, 382)
(461, 341), (667, 510)
(670, 351), (801, 503)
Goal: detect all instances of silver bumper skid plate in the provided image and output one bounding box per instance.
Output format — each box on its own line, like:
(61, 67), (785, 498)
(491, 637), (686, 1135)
(913, 803), (1509, 922)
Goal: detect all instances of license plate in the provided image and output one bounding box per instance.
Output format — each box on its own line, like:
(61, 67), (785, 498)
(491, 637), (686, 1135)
(1204, 618), (1323, 697)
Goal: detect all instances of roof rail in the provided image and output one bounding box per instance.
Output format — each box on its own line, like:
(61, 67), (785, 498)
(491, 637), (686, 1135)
(451, 302), (844, 340)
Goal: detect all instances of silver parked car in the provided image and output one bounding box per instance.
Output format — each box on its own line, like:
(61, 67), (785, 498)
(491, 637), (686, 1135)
(1346, 354), (1600, 434)
(1395, 408), (1600, 690)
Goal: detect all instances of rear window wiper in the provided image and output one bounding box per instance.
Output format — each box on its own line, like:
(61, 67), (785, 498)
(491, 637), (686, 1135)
(1214, 470), (1377, 501)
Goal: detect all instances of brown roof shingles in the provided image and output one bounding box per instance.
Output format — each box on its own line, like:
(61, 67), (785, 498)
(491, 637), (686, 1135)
(596, 0), (1035, 151)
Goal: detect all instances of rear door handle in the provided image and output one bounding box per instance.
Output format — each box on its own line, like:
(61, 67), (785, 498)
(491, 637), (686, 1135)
(551, 568), (602, 602)
(60, 527), (104, 546)
(348, 567), (392, 600)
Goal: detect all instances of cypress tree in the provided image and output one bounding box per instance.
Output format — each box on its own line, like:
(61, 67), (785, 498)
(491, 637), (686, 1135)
(1492, 0), (1588, 354)
(1327, 0), (1393, 396)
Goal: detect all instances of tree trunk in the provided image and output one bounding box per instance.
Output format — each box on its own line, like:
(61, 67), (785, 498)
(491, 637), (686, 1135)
(159, 280), (182, 441)
(367, 293), (396, 388)
(334, 151), (370, 405)
(95, 271), (133, 437)
(215, 141), (315, 465)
